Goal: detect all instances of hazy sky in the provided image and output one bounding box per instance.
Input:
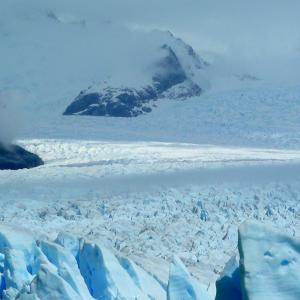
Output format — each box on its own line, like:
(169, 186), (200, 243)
(100, 0), (300, 82)
(107, 0), (300, 55)
(5, 0), (300, 82)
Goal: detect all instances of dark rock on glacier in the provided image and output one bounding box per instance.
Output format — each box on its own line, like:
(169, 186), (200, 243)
(0, 143), (44, 170)
(64, 86), (158, 117)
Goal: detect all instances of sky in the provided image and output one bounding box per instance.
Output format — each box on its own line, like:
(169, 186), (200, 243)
(43, 0), (300, 70)
(107, 1), (300, 55)
(3, 0), (300, 84)
(102, 0), (300, 83)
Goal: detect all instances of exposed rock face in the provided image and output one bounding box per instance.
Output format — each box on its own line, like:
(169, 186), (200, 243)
(238, 221), (300, 300)
(152, 45), (187, 94)
(64, 86), (158, 117)
(63, 34), (205, 118)
(0, 143), (44, 170)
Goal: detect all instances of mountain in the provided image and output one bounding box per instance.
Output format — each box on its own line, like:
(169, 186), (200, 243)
(63, 33), (206, 117)
(0, 0), (207, 120)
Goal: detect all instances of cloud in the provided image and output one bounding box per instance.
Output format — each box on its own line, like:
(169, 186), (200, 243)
(2, 0), (300, 96)
(0, 89), (26, 144)
(100, 0), (300, 83)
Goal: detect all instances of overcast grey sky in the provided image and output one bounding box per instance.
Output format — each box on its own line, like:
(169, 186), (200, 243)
(99, 0), (300, 82)
(18, 0), (300, 82)
(108, 1), (300, 55)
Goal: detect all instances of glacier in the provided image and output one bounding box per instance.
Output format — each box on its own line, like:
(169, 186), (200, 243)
(1, 221), (300, 299)
(238, 221), (300, 300)
(167, 256), (212, 300)
(1, 1), (300, 300)
(216, 221), (300, 300)
(215, 256), (242, 300)
(0, 225), (212, 300)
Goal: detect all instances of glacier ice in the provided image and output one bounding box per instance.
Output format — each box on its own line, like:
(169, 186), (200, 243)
(3, 219), (300, 299)
(78, 240), (152, 299)
(167, 256), (212, 300)
(38, 240), (93, 299)
(215, 256), (242, 300)
(0, 225), (37, 298)
(238, 221), (300, 300)
(0, 226), (172, 300)
(20, 263), (87, 300)
(118, 256), (166, 299)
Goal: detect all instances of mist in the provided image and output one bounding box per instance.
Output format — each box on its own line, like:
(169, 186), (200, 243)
(100, 0), (300, 85)
(0, 90), (25, 145)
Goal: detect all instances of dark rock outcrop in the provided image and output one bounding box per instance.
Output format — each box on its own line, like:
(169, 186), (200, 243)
(152, 45), (187, 93)
(64, 86), (158, 117)
(0, 143), (44, 170)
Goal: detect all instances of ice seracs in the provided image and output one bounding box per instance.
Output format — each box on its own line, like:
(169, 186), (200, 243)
(118, 257), (166, 300)
(167, 256), (212, 300)
(0, 225), (37, 299)
(0, 226), (169, 300)
(238, 221), (300, 300)
(215, 221), (300, 300)
(3, 220), (300, 299)
(79, 241), (152, 300)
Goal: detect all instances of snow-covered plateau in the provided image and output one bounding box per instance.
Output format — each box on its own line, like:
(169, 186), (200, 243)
(1, 0), (300, 299)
